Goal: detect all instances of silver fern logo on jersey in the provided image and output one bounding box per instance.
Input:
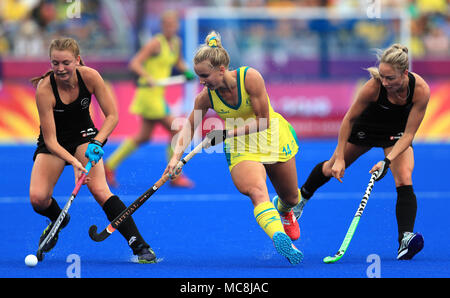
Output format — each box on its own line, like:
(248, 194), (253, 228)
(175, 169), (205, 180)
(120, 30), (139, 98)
(80, 98), (90, 109)
(357, 131), (366, 139)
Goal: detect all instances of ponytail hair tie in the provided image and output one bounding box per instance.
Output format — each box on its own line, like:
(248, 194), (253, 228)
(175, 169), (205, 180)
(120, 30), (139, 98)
(208, 37), (218, 48)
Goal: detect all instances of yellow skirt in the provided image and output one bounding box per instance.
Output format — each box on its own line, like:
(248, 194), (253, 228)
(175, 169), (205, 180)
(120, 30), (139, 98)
(224, 113), (299, 171)
(129, 86), (169, 120)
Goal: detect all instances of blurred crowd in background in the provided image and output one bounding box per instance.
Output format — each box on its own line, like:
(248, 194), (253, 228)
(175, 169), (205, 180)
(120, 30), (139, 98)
(0, 0), (448, 60)
(0, 0), (448, 141)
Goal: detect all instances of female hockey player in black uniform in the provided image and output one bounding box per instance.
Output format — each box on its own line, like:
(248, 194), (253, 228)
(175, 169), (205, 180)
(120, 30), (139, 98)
(29, 37), (156, 263)
(296, 44), (430, 261)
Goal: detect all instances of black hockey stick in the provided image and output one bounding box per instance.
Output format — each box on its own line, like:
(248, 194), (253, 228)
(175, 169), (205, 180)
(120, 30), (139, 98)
(88, 136), (216, 242)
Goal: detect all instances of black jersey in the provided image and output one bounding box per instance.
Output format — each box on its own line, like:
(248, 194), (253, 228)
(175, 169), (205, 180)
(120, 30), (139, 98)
(349, 72), (416, 148)
(37, 69), (97, 144)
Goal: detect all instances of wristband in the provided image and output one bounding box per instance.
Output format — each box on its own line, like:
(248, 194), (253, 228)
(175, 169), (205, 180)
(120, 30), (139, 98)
(374, 157), (391, 181)
(90, 139), (104, 147)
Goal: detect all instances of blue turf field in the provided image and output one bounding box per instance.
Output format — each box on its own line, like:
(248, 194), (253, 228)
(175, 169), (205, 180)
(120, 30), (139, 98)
(1, 140), (449, 278)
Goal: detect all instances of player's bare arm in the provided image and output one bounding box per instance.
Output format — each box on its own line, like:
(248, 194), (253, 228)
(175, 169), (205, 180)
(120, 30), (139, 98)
(78, 67), (118, 144)
(331, 78), (380, 181)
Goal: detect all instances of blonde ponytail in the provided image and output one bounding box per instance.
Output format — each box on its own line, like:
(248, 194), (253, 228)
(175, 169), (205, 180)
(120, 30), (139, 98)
(366, 43), (409, 80)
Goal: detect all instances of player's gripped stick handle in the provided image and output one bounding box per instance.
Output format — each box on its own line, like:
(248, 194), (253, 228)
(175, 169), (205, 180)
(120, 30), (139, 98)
(36, 162), (93, 261)
(88, 137), (212, 242)
(137, 75), (186, 87)
(323, 171), (378, 264)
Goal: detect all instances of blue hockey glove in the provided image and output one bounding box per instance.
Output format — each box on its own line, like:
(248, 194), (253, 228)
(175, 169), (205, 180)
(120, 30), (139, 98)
(85, 139), (104, 164)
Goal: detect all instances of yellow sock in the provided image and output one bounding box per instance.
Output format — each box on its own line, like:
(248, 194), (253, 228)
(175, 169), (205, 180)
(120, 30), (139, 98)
(254, 201), (285, 239)
(106, 139), (137, 170)
(275, 189), (301, 213)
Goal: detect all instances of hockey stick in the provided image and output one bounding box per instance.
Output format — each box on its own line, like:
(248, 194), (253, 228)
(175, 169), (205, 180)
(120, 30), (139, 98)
(323, 171), (378, 264)
(138, 75), (187, 87)
(88, 136), (215, 242)
(36, 162), (93, 261)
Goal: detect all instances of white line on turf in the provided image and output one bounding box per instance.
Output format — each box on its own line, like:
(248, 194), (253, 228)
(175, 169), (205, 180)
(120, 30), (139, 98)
(1, 192), (450, 203)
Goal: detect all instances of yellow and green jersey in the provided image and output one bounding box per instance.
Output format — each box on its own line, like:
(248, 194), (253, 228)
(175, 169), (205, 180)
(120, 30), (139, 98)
(207, 66), (299, 171)
(130, 33), (180, 120)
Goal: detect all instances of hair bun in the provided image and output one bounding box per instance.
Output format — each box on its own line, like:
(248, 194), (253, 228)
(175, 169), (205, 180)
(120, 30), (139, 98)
(208, 37), (218, 48)
(204, 31), (221, 48)
(393, 43), (408, 54)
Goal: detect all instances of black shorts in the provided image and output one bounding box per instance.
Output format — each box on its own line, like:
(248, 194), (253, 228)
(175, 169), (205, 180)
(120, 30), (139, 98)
(32, 127), (103, 165)
(348, 128), (403, 148)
